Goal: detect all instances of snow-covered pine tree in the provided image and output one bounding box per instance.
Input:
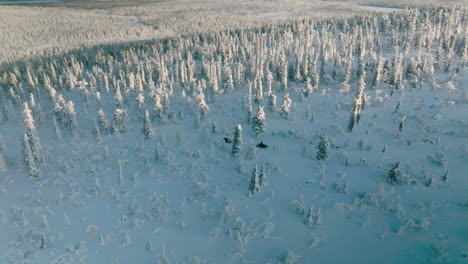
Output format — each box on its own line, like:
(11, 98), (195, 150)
(316, 135), (330, 161)
(280, 92), (292, 119)
(252, 106), (266, 137)
(143, 110), (155, 140)
(232, 124), (243, 156)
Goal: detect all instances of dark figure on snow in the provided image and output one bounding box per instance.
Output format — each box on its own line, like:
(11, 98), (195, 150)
(257, 142), (268, 148)
(224, 137), (232, 143)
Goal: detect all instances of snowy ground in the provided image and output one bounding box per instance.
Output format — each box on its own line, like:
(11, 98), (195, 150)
(1, 3), (468, 264)
(1, 58), (468, 264)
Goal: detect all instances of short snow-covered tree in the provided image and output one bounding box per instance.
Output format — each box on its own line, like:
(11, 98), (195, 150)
(316, 135), (330, 161)
(112, 108), (129, 135)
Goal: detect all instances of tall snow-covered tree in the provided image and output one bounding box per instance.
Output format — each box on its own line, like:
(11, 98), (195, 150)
(65, 101), (78, 135)
(348, 72), (366, 131)
(22, 102), (43, 177)
(92, 120), (102, 144)
(371, 56), (383, 88)
(254, 74), (263, 104)
(232, 124), (243, 156)
(267, 90), (277, 112)
(389, 52), (403, 88)
(259, 162), (267, 187)
(97, 108), (110, 134)
(252, 106), (266, 137)
(0, 135), (6, 171)
(249, 165), (260, 196)
(143, 110), (155, 140)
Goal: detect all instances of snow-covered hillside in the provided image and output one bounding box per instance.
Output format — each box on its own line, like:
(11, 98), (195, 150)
(1, 5), (468, 264)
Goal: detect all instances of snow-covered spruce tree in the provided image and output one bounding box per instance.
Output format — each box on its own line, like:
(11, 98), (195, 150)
(371, 56), (382, 88)
(267, 90), (277, 112)
(136, 92), (145, 117)
(339, 60), (352, 93)
(306, 207), (322, 226)
(280, 93), (292, 119)
(316, 135), (330, 161)
(52, 115), (62, 140)
(232, 124), (243, 156)
(194, 92), (209, 119)
(389, 52), (403, 89)
(252, 106), (266, 137)
(65, 101), (78, 135)
(259, 162), (267, 187)
(254, 74), (263, 104)
(348, 72), (366, 132)
(115, 85), (124, 108)
(153, 94), (164, 121)
(92, 120), (102, 144)
(111, 108), (129, 135)
(29, 93), (44, 126)
(97, 108), (110, 134)
(22, 102), (43, 177)
(310, 61), (319, 88)
(0, 135), (6, 171)
(302, 78), (314, 97)
(249, 165), (260, 196)
(143, 110), (155, 140)
(387, 161), (403, 185)
(223, 63), (234, 92)
(247, 81), (254, 123)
